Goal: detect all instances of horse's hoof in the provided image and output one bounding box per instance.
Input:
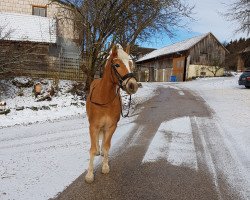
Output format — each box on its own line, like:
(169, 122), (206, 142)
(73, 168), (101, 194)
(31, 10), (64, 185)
(85, 173), (94, 183)
(102, 165), (110, 174)
(95, 151), (100, 156)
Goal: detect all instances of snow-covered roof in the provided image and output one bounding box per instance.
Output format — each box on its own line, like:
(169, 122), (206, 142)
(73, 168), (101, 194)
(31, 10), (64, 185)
(137, 33), (210, 62)
(0, 12), (56, 43)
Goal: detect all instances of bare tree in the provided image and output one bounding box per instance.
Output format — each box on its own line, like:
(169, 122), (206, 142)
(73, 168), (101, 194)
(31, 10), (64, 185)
(223, 0), (250, 35)
(51, 0), (194, 92)
(0, 24), (13, 40)
(206, 56), (225, 76)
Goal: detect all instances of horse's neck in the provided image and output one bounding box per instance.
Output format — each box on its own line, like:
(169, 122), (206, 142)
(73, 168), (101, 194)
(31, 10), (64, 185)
(90, 63), (119, 105)
(100, 63), (117, 94)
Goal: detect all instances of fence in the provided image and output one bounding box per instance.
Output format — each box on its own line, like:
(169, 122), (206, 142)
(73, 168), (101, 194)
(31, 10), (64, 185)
(57, 52), (85, 81)
(0, 51), (86, 82)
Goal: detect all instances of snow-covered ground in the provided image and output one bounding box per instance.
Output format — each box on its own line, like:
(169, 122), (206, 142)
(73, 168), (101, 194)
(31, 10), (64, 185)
(0, 79), (160, 200)
(0, 74), (250, 199)
(180, 75), (250, 172)
(0, 77), (159, 128)
(0, 77), (86, 127)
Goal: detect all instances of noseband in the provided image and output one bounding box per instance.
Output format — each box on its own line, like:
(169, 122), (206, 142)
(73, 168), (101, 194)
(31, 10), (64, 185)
(111, 62), (135, 90)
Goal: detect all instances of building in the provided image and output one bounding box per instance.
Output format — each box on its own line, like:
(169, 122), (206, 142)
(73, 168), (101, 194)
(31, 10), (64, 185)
(0, 0), (82, 80)
(136, 32), (229, 82)
(237, 47), (250, 72)
(0, 0), (79, 53)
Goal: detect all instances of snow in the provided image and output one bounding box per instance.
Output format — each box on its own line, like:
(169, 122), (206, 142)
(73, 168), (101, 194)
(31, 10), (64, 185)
(180, 75), (250, 171)
(0, 78), (85, 128)
(0, 121), (88, 200)
(0, 118), (137, 200)
(141, 75), (250, 198)
(180, 75), (250, 198)
(137, 33), (209, 62)
(0, 77), (159, 128)
(0, 79), (159, 200)
(142, 116), (198, 170)
(0, 12), (56, 43)
(1, 74), (250, 199)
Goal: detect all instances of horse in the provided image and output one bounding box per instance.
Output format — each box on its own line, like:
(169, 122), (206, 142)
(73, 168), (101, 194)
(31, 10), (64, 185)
(85, 44), (139, 183)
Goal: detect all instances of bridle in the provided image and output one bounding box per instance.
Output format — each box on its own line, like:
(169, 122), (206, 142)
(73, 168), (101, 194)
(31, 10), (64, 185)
(110, 59), (136, 117)
(111, 62), (135, 91)
(90, 57), (136, 118)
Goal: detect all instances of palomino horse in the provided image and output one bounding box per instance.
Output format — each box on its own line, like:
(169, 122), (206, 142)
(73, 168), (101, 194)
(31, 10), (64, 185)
(85, 44), (138, 183)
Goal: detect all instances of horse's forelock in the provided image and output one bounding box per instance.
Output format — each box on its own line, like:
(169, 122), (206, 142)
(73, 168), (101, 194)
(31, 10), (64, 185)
(117, 48), (131, 72)
(106, 44), (132, 72)
(107, 44), (122, 57)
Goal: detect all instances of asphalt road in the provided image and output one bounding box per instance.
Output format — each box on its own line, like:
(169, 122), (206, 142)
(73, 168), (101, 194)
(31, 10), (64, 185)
(53, 87), (245, 200)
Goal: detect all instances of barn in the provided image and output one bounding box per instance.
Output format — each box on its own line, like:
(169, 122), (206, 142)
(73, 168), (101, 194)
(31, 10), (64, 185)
(237, 47), (250, 72)
(136, 32), (229, 82)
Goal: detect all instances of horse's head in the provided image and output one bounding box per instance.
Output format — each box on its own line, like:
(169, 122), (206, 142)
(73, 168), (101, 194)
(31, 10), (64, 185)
(108, 44), (138, 95)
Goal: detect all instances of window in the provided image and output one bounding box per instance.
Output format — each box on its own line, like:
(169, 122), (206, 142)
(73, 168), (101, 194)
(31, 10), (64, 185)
(32, 6), (47, 17)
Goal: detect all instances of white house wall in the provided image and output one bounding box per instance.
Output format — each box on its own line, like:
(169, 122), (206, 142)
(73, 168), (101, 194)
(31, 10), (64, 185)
(0, 12), (57, 43)
(187, 65), (224, 79)
(0, 0), (77, 43)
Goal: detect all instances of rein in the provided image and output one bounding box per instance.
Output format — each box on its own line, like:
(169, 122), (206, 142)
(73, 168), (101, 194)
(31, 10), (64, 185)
(120, 94), (132, 118)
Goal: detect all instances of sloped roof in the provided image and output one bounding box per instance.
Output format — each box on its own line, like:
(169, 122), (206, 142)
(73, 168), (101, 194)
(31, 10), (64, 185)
(137, 33), (210, 62)
(0, 12), (56, 43)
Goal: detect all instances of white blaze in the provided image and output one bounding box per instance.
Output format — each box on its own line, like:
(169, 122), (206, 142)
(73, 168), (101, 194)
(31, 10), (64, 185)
(117, 47), (132, 73)
(107, 44), (133, 72)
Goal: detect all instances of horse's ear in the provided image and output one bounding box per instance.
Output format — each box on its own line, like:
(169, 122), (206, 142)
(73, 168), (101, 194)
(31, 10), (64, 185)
(125, 44), (130, 54)
(111, 44), (118, 57)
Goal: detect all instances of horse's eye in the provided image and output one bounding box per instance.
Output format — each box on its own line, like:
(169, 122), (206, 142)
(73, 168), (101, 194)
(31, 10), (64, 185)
(114, 64), (120, 68)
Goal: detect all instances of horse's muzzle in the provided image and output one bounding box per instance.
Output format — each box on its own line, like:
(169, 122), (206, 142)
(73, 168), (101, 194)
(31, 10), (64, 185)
(123, 77), (138, 95)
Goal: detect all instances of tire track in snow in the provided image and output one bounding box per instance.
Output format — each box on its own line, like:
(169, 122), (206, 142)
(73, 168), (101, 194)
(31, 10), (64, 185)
(142, 115), (250, 199)
(193, 117), (250, 200)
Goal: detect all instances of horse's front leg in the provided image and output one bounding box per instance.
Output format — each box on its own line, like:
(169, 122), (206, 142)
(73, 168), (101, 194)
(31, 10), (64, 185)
(102, 125), (116, 174)
(85, 126), (99, 183)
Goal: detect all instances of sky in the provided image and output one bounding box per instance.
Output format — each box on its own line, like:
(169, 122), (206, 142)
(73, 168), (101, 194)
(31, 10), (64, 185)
(140, 0), (249, 49)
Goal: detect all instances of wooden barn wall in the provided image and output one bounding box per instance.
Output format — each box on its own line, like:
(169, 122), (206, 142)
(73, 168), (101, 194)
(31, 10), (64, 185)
(189, 34), (226, 66)
(136, 57), (173, 82)
(138, 57), (173, 69)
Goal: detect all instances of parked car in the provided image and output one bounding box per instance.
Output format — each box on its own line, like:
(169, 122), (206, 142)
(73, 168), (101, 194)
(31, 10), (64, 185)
(238, 69), (250, 88)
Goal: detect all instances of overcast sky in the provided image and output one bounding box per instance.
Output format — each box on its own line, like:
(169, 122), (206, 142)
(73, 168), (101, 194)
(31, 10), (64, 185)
(141, 0), (249, 48)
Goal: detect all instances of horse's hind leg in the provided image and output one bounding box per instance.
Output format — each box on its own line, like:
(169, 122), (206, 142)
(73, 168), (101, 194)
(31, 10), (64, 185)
(96, 131), (104, 156)
(85, 126), (99, 183)
(102, 125), (116, 174)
